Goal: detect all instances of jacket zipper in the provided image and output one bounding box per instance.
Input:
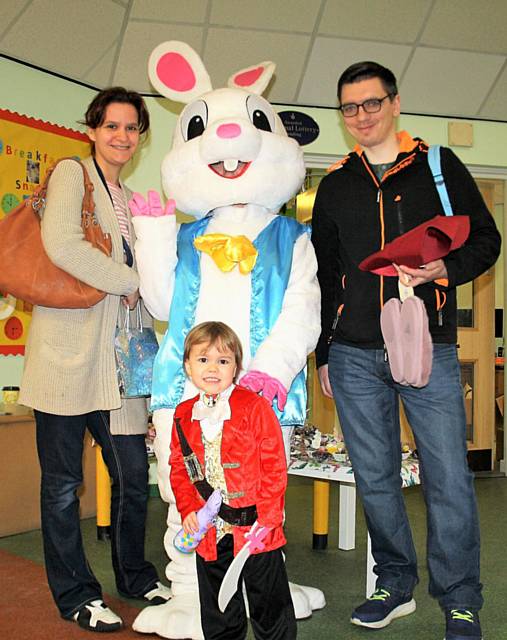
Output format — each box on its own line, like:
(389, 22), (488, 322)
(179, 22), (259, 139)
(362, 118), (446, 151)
(328, 310), (340, 345)
(361, 156), (386, 312)
(328, 302), (344, 344)
(328, 271), (345, 345)
(395, 194), (404, 235)
(435, 290), (446, 326)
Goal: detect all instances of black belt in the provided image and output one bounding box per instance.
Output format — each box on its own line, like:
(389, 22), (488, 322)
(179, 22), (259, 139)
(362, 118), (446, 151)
(175, 417), (258, 527)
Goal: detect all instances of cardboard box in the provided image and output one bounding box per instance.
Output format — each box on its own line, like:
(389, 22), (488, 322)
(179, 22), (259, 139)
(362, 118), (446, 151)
(0, 413), (96, 537)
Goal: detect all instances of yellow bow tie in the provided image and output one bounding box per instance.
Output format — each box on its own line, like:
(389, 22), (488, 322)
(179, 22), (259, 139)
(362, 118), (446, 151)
(194, 233), (258, 274)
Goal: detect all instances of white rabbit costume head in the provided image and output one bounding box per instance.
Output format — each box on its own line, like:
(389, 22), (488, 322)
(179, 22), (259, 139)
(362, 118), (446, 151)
(149, 41), (305, 218)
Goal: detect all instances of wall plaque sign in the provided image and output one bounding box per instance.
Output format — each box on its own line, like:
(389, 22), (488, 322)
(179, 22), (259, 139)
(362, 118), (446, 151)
(278, 110), (319, 146)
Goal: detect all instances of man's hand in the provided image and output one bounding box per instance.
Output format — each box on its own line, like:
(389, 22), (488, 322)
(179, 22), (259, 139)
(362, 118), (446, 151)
(318, 364), (333, 399)
(394, 259), (448, 288)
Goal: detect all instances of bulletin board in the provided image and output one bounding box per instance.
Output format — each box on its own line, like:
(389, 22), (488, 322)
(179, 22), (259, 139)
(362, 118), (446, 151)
(0, 110), (90, 355)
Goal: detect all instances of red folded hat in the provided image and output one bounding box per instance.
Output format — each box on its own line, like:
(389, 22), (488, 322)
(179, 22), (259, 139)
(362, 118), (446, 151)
(359, 215), (470, 276)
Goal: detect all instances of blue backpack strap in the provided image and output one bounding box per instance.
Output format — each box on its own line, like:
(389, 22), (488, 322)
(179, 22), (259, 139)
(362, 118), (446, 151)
(428, 145), (453, 216)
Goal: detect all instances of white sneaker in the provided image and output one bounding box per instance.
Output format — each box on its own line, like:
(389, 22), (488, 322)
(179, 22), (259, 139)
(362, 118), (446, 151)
(142, 581), (172, 605)
(73, 599), (123, 632)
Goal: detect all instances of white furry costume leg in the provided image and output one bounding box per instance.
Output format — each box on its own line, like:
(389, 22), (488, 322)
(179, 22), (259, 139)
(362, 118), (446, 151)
(133, 408), (203, 639)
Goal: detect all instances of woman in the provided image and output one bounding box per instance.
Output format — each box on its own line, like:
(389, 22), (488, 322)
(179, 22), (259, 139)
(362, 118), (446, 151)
(19, 88), (170, 633)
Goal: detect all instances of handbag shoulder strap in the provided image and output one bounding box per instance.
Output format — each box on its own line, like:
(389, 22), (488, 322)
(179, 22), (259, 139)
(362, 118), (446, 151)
(76, 161), (95, 217)
(39, 157), (111, 256)
(428, 145), (453, 217)
(56, 157), (95, 218)
(33, 157), (94, 218)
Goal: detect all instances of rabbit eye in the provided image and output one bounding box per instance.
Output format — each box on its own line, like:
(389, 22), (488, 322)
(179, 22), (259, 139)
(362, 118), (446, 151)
(251, 109), (271, 132)
(246, 95), (275, 132)
(181, 100), (208, 141)
(187, 115), (205, 139)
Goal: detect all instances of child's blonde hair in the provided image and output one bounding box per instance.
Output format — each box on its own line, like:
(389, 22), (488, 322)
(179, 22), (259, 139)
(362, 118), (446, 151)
(183, 322), (243, 380)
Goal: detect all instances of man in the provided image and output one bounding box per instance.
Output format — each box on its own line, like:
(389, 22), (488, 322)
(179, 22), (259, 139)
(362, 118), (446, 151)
(311, 61), (500, 640)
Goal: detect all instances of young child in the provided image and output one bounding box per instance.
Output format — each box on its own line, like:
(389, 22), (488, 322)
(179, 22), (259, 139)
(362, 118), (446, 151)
(169, 321), (296, 640)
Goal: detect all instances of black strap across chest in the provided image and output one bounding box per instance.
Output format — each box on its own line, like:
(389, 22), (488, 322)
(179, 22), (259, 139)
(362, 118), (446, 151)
(175, 417), (257, 527)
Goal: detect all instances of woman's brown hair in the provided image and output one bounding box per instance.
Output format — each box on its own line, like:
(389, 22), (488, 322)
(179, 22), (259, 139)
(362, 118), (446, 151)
(82, 86), (150, 134)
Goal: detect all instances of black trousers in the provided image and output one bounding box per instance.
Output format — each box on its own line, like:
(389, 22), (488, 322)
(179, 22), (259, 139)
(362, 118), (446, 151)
(196, 534), (297, 640)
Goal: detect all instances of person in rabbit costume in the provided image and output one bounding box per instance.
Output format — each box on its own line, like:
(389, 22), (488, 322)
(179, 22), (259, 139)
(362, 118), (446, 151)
(130, 41), (323, 638)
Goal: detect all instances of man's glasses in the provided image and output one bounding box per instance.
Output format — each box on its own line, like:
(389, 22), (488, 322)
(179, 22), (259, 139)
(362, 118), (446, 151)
(339, 94), (394, 118)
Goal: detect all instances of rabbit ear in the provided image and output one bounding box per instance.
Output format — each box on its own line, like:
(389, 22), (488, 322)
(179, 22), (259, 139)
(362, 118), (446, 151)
(227, 61), (276, 95)
(148, 41), (212, 103)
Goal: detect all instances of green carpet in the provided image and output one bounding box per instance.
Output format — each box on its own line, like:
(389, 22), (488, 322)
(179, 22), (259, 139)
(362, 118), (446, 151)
(1, 476), (506, 639)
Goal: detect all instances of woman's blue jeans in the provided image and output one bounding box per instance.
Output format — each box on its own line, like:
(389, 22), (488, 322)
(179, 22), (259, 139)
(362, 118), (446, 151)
(35, 410), (159, 618)
(328, 342), (482, 610)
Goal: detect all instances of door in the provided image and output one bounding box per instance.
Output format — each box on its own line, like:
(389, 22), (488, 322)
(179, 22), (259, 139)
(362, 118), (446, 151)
(400, 180), (497, 468)
(457, 181), (497, 465)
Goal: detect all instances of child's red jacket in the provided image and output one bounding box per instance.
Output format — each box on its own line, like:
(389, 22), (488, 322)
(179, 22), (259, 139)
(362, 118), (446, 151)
(170, 386), (288, 561)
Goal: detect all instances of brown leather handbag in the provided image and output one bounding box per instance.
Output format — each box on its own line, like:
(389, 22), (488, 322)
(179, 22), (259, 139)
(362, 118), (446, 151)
(0, 158), (112, 308)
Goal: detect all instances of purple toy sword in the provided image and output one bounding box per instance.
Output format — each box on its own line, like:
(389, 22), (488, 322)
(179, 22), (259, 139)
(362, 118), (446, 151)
(173, 489), (222, 553)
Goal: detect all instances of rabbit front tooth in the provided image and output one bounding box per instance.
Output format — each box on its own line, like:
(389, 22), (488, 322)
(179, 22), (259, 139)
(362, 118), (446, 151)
(224, 159), (239, 172)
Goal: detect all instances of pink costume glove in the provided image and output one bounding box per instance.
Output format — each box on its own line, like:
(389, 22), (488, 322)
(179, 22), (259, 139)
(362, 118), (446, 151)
(129, 190), (176, 217)
(239, 370), (288, 411)
(244, 521), (270, 553)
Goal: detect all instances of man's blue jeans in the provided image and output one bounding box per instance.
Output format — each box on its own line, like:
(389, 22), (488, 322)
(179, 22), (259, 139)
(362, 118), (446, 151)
(35, 410), (159, 619)
(328, 342), (482, 610)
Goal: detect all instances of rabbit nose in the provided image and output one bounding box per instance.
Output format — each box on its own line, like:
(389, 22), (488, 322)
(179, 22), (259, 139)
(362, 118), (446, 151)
(216, 123), (241, 139)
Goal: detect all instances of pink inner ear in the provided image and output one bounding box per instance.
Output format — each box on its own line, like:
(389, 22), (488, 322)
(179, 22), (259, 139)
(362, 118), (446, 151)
(233, 66), (264, 87)
(156, 52), (196, 92)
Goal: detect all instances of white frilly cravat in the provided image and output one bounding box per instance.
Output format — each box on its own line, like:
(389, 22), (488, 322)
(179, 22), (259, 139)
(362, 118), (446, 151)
(192, 385), (234, 441)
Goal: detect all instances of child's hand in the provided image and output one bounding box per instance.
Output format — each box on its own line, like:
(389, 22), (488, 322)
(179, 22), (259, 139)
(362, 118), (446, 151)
(183, 512), (199, 535)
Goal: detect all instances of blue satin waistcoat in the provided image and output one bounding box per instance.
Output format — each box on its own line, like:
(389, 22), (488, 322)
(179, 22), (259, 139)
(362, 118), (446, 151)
(150, 214), (309, 425)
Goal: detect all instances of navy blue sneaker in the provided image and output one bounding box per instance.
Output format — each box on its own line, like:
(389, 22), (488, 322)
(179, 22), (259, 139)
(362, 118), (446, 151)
(351, 587), (416, 629)
(445, 609), (483, 639)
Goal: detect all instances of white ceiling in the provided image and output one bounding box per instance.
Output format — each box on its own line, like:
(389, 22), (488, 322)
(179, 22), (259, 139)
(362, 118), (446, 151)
(1, 0), (507, 122)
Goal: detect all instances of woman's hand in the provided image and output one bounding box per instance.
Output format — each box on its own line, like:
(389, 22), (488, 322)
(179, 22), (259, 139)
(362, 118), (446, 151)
(122, 289), (140, 309)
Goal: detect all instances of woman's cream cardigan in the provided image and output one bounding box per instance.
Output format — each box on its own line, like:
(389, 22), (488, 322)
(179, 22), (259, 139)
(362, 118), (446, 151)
(20, 156), (150, 435)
